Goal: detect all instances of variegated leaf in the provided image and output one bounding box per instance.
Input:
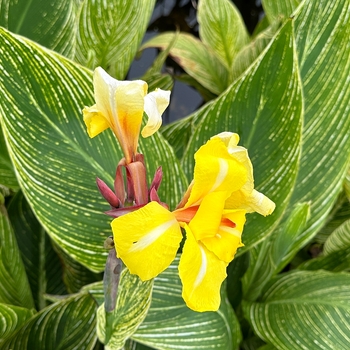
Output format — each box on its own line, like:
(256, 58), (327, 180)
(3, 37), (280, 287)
(75, 0), (155, 79)
(198, 0), (249, 69)
(0, 0), (79, 58)
(0, 28), (187, 272)
(1, 293), (97, 349)
(244, 270), (350, 349)
(141, 32), (229, 95)
(0, 200), (34, 308)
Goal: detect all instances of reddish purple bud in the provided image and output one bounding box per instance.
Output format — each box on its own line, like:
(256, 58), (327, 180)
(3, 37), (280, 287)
(126, 161), (148, 206)
(150, 167), (163, 192)
(96, 178), (120, 208)
(114, 164), (126, 206)
(149, 187), (161, 203)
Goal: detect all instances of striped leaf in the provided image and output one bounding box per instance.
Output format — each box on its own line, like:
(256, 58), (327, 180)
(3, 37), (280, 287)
(242, 202), (310, 301)
(0, 303), (35, 346)
(1, 293), (97, 349)
(198, 0), (249, 70)
(262, 0), (301, 23)
(277, 0), (350, 263)
(0, 201), (34, 308)
(84, 256), (239, 349)
(0, 28), (187, 272)
(7, 192), (67, 310)
(300, 219), (350, 272)
(141, 33), (229, 95)
(96, 269), (153, 349)
(133, 256), (241, 350)
(345, 167), (350, 200)
(75, 0), (155, 79)
(0, 0), (79, 58)
(243, 270), (350, 349)
(181, 20), (303, 249)
(324, 219), (350, 255)
(0, 125), (18, 191)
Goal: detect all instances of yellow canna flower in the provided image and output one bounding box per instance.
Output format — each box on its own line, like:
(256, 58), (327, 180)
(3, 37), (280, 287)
(111, 132), (275, 312)
(83, 67), (171, 163)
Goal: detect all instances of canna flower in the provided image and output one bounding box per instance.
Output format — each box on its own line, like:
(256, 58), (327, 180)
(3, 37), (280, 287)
(83, 67), (171, 163)
(111, 132), (275, 312)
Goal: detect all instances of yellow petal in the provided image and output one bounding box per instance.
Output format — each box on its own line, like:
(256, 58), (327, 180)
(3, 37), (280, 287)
(93, 67), (116, 121)
(82, 106), (110, 138)
(188, 191), (229, 240)
(185, 137), (248, 207)
(114, 80), (148, 162)
(142, 88), (171, 137)
(201, 210), (246, 263)
(179, 225), (227, 312)
(111, 202), (182, 281)
(226, 188), (275, 216)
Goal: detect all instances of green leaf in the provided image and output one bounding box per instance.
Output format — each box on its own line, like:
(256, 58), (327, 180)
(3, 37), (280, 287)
(345, 167), (350, 200)
(53, 243), (102, 294)
(7, 192), (67, 310)
(96, 269), (153, 349)
(0, 202), (34, 308)
(279, 0), (350, 256)
(231, 21), (280, 80)
(1, 293), (97, 349)
(198, 0), (249, 70)
(160, 114), (196, 159)
(0, 0), (79, 58)
(0, 303), (35, 346)
(0, 28), (187, 272)
(182, 20), (303, 249)
(244, 270), (350, 350)
(0, 124), (19, 191)
(75, 0), (155, 79)
(324, 219), (350, 256)
(243, 202), (310, 300)
(133, 256), (241, 350)
(262, 0), (301, 23)
(141, 32), (229, 95)
(301, 219), (350, 272)
(315, 193), (350, 244)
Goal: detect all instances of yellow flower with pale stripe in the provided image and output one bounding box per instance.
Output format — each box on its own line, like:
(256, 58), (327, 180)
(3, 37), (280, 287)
(111, 132), (275, 312)
(83, 67), (171, 163)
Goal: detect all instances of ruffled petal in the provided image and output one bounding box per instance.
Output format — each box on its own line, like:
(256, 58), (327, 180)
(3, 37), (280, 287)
(82, 106), (110, 138)
(188, 191), (229, 240)
(111, 201), (182, 281)
(185, 137), (248, 207)
(226, 189), (275, 216)
(201, 210), (245, 263)
(93, 67), (117, 120)
(142, 88), (171, 137)
(179, 225), (227, 312)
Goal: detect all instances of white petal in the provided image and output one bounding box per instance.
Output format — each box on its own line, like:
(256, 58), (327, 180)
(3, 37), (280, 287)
(142, 88), (171, 137)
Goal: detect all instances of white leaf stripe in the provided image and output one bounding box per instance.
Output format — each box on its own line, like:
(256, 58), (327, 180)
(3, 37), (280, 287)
(1, 294), (97, 349)
(0, 0), (78, 58)
(0, 304), (34, 343)
(0, 28), (187, 272)
(245, 270), (350, 350)
(96, 269), (153, 348)
(280, 0), (350, 263)
(75, 0), (155, 79)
